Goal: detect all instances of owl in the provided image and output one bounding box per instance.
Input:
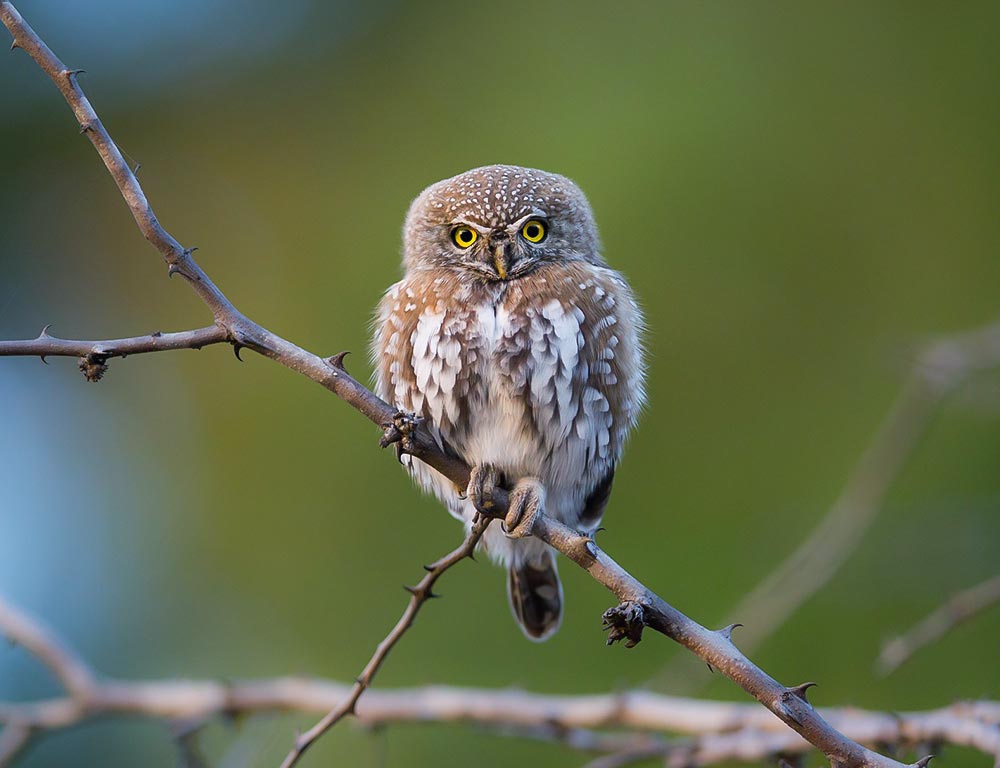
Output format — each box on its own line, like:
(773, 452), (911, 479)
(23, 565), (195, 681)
(372, 165), (645, 640)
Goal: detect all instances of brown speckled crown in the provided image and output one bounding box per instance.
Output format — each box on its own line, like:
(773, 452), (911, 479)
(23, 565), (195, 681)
(403, 164), (600, 264)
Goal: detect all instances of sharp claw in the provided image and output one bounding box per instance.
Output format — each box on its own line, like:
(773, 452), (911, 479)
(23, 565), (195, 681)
(501, 507), (523, 537)
(468, 463), (505, 518)
(501, 479), (543, 539)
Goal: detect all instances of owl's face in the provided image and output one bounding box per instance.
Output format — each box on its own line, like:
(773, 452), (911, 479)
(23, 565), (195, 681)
(403, 165), (603, 282)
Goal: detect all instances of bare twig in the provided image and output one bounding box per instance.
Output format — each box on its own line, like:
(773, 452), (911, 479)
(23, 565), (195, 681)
(0, 596), (96, 702)
(2, 593), (999, 765)
(0, 724), (32, 768)
(1, 624), (999, 768)
(3, 594), (999, 767)
(0, 325), (230, 381)
(877, 573), (1000, 677)
(485, 722), (673, 765)
(0, 0), (464, 482)
(0, 325), (228, 360)
(0, 5), (972, 768)
(654, 320), (1000, 692)
(580, 742), (674, 768)
(278, 516), (491, 768)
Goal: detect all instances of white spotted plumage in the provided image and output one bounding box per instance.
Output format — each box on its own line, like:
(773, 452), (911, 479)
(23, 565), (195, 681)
(372, 165), (645, 640)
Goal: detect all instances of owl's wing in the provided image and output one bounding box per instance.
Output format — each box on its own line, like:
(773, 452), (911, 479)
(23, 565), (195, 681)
(578, 467), (615, 530)
(371, 272), (473, 444)
(506, 260), (645, 531)
(570, 264), (644, 528)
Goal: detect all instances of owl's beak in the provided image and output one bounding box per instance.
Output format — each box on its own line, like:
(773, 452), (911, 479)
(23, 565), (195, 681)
(489, 235), (512, 280)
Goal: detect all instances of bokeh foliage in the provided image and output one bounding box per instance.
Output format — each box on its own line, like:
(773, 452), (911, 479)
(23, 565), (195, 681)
(1, 1), (998, 766)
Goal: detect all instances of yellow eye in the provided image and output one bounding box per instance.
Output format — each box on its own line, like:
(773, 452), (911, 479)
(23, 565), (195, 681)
(521, 219), (547, 243)
(452, 226), (478, 249)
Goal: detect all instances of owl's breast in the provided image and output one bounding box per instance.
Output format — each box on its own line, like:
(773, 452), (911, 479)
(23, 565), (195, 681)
(444, 292), (605, 494)
(425, 298), (538, 475)
(374, 264), (641, 517)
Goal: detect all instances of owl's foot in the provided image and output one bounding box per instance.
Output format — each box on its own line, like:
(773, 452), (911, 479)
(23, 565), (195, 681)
(467, 463), (504, 515)
(502, 478), (545, 539)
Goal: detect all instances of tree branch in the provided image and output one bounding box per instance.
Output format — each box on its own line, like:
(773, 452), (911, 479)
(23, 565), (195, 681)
(0, 325), (229, 379)
(0, 4), (975, 768)
(2, 593), (999, 768)
(0, 596), (96, 703)
(0, 0), (458, 475)
(877, 573), (1000, 677)
(0, 724), (31, 768)
(653, 320), (1000, 694)
(278, 516), (490, 768)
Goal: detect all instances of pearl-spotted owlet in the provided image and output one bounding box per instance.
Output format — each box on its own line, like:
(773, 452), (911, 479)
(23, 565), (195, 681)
(373, 165), (645, 640)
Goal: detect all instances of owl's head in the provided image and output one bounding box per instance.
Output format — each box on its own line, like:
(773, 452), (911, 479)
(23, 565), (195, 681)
(402, 165), (603, 281)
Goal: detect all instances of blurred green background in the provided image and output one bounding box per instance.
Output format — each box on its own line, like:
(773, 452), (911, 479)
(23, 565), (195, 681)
(2, 1), (999, 766)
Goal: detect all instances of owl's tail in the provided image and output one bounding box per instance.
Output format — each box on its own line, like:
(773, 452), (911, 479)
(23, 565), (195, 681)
(507, 550), (563, 641)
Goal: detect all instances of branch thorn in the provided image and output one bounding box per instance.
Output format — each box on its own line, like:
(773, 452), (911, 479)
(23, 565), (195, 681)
(79, 123), (92, 134)
(787, 681), (817, 703)
(232, 343), (245, 362)
(167, 263), (182, 279)
(10, 39), (20, 51)
(183, 246), (199, 256)
(326, 351), (350, 372)
(913, 757), (935, 768)
(717, 623), (743, 642)
(38, 324), (53, 339)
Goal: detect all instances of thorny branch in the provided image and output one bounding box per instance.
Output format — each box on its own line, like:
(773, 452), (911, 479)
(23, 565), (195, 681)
(877, 573), (1000, 677)
(0, 326), (230, 380)
(277, 516), (491, 768)
(653, 320), (1000, 692)
(0, 597), (96, 702)
(725, 323), (1000, 655)
(2, 594), (1000, 768)
(0, 4), (990, 768)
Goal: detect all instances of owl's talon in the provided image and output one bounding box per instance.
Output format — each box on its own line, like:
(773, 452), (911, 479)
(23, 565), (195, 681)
(467, 463), (503, 517)
(502, 478), (545, 539)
